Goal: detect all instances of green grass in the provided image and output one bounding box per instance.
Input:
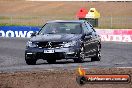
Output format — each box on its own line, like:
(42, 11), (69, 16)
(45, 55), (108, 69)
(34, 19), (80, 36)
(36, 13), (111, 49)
(0, 16), (10, 20)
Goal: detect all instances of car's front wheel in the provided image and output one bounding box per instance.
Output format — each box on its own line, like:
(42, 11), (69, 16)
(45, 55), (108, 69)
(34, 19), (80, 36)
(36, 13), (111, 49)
(25, 54), (37, 65)
(25, 59), (37, 65)
(47, 58), (56, 64)
(74, 46), (85, 63)
(91, 44), (101, 61)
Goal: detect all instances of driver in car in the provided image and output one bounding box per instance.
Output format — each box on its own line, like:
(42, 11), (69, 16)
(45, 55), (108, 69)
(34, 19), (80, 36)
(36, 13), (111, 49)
(51, 25), (60, 33)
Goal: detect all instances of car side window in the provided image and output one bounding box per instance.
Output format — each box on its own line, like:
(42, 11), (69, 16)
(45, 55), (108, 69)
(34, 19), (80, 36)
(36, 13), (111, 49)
(85, 22), (96, 32)
(82, 23), (89, 34)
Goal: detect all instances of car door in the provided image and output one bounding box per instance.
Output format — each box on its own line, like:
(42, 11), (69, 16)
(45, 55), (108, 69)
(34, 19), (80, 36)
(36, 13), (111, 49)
(81, 22), (93, 56)
(85, 22), (99, 54)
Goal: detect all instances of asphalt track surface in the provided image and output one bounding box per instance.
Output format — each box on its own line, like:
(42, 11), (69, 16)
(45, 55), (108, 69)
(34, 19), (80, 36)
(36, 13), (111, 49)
(0, 38), (132, 72)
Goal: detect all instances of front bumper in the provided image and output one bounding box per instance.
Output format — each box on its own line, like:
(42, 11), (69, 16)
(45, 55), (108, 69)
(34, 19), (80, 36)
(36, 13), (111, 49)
(25, 47), (80, 60)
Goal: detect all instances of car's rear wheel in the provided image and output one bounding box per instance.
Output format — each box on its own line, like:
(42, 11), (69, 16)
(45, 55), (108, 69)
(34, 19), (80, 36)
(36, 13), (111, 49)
(91, 44), (101, 61)
(74, 46), (85, 63)
(47, 58), (56, 64)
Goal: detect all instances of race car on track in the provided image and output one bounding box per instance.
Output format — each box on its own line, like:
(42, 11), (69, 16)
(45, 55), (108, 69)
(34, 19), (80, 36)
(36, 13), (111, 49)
(25, 20), (101, 65)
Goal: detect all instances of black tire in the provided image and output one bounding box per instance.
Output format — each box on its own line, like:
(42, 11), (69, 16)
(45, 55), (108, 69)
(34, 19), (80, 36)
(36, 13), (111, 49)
(74, 46), (85, 63)
(47, 59), (56, 64)
(25, 59), (36, 65)
(91, 44), (101, 61)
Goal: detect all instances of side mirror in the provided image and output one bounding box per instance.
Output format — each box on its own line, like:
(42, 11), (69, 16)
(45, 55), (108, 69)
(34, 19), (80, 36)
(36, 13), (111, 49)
(89, 32), (92, 35)
(85, 35), (92, 40)
(85, 32), (92, 36)
(84, 32), (92, 40)
(31, 32), (37, 37)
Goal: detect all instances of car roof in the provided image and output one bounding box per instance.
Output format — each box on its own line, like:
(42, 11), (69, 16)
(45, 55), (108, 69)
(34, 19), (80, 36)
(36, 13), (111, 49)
(46, 20), (85, 24)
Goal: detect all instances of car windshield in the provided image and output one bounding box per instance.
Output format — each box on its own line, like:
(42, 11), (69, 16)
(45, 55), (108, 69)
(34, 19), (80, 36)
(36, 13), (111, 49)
(38, 22), (82, 34)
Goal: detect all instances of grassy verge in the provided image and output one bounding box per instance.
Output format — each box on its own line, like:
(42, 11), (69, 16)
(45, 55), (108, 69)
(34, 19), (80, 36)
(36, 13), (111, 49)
(0, 23), (40, 27)
(0, 23), (131, 29)
(97, 26), (132, 29)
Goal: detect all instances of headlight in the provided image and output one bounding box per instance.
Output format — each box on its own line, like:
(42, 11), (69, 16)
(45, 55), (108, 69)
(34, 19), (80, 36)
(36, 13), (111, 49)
(63, 41), (77, 47)
(26, 41), (37, 48)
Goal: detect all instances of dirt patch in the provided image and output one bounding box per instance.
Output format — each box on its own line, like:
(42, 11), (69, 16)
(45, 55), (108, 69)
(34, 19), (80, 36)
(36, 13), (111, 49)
(0, 68), (131, 88)
(0, 1), (131, 17)
(0, 1), (131, 28)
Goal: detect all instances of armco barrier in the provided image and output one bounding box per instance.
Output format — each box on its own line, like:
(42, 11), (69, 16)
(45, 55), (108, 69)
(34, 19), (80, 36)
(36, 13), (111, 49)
(0, 26), (39, 38)
(0, 26), (132, 42)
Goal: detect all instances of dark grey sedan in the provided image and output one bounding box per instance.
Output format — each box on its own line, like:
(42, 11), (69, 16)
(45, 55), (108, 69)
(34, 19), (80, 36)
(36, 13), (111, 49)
(25, 20), (101, 65)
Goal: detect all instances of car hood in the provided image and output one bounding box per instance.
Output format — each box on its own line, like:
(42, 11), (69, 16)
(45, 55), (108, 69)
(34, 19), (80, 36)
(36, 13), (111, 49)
(30, 34), (82, 42)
